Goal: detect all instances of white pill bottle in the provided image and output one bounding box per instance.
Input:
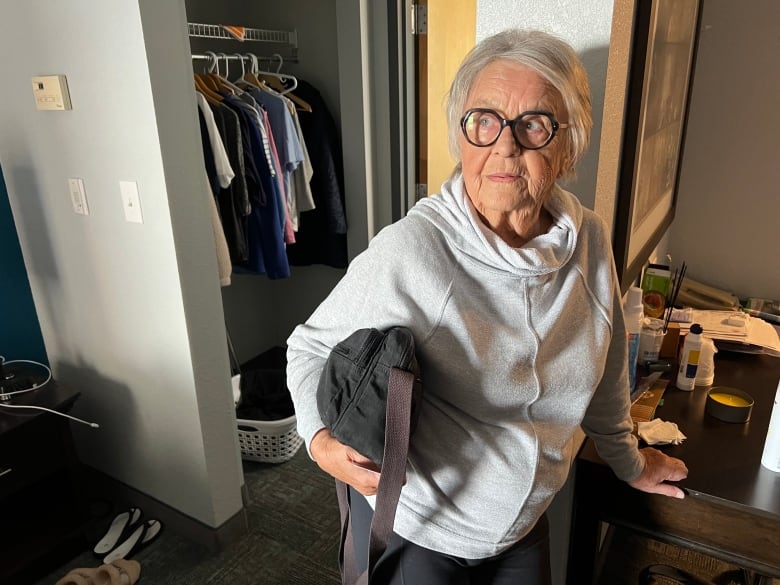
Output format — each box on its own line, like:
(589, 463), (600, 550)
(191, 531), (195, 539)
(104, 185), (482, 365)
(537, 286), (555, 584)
(676, 323), (703, 391)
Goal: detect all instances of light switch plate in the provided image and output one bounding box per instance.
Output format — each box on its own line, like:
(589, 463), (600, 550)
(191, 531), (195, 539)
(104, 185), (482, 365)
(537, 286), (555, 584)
(68, 177), (89, 215)
(119, 181), (143, 224)
(32, 75), (72, 111)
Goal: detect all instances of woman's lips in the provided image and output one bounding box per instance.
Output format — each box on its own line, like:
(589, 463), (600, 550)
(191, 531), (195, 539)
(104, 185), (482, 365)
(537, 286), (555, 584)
(488, 173), (520, 182)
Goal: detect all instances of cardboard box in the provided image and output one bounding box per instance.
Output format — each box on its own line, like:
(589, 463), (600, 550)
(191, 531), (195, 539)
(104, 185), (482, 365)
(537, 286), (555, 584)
(659, 323), (681, 359)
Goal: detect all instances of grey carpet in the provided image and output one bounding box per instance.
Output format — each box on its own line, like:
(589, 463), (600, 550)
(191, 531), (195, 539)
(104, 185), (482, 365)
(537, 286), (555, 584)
(37, 448), (342, 585)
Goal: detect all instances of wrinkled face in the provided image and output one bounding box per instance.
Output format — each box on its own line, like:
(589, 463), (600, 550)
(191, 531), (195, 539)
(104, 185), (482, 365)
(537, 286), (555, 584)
(460, 60), (568, 217)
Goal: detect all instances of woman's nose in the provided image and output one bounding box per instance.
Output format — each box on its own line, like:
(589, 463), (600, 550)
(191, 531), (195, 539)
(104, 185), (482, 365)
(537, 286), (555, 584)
(493, 125), (522, 155)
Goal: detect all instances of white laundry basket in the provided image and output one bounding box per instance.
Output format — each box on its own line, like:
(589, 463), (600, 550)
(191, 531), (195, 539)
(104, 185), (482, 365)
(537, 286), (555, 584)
(236, 414), (303, 463)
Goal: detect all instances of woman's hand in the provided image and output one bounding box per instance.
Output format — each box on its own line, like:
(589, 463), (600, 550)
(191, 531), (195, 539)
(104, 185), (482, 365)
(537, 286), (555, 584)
(310, 428), (382, 496)
(628, 447), (689, 499)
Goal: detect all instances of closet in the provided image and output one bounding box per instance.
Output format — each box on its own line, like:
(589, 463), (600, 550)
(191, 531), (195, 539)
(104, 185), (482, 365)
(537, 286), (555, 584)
(184, 0), (385, 365)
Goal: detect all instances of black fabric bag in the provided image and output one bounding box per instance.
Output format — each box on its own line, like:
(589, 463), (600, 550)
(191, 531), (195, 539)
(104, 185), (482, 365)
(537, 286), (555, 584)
(237, 346), (295, 421)
(316, 326), (422, 585)
(317, 326), (422, 466)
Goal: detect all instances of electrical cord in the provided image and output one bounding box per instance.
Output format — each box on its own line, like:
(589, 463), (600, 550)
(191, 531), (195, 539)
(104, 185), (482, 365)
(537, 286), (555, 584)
(0, 355), (100, 428)
(0, 402), (100, 428)
(0, 355), (53, 398)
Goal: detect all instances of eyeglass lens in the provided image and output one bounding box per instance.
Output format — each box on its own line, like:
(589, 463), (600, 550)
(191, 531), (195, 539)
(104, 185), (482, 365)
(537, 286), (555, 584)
(462, 110), (556, 149)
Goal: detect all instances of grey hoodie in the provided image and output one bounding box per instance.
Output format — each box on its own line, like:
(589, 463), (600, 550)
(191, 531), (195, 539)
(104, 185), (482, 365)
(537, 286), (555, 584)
(286, 175), (643, 558)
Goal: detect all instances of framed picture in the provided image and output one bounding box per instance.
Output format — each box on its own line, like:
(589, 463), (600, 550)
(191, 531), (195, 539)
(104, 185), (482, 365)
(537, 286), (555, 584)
(612, 0), (702, 293)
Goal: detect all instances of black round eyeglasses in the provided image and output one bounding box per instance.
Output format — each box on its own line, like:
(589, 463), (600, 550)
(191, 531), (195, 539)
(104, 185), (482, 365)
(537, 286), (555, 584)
(460, 108), (568, 150)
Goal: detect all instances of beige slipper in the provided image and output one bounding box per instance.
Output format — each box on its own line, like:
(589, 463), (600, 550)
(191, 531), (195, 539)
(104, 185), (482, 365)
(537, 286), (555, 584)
(54, 571), (93, 585)
(56, 563), (112, 585)
(93, 559), (141, 585)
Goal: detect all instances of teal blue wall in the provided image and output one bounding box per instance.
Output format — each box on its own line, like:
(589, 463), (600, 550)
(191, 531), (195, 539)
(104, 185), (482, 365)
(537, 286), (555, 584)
(0, 165), (48, 364)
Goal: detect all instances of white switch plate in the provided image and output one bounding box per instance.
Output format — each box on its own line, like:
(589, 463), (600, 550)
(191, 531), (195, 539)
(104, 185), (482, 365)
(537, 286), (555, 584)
(32, 75), (72, 111)
(68, 177), (89, 215)
(119, 181), (143, 224)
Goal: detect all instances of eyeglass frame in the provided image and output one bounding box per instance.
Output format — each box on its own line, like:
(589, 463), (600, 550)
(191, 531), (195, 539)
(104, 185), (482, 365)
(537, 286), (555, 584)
(459, 108), (569, 150)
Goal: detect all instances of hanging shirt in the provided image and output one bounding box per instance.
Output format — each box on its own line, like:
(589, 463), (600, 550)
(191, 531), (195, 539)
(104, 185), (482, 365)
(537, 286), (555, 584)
(260, 107), (296, 245)
(248, 88), (305, 213)
(212, 103), (249, 216)
(285, 79), (348, 268)
(201, 99), (250, 264)
(196, 92), (235, 189)
(222, 93), (290, 279)
(287, 103), (316, 231)
(198, 108), (220, 196)
(205, 175), (232, 287)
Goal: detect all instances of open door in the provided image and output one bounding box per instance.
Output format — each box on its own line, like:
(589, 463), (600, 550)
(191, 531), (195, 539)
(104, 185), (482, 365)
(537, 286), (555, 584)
(415, 0), (477, 198)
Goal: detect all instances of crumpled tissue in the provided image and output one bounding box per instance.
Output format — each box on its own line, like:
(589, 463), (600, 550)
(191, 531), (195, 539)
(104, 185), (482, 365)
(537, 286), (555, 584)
(637, 418), (687, 445)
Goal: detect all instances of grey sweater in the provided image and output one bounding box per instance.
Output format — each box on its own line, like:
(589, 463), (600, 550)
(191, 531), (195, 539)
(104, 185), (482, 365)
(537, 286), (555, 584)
(286, 175), (643, 558)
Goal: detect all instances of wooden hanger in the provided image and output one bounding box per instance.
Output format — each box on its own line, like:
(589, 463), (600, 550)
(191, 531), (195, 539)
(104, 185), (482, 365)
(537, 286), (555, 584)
(193, 53), (223, 105)
(194, 52), (224, 96)
(194, 76), (222, 106)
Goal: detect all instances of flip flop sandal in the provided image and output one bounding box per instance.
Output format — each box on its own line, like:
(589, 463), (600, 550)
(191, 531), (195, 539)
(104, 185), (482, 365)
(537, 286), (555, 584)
(93, 559), (142, 585)
(103, 519), (163, 565)
(138, 518), (163, 548)
(93, 508), (142, 556)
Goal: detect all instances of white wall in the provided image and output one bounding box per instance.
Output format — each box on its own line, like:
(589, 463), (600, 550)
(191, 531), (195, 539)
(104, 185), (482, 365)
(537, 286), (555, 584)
(669, 0), (780, 299)
(477, 0), (615, 211)
(0, 0), (243, 527)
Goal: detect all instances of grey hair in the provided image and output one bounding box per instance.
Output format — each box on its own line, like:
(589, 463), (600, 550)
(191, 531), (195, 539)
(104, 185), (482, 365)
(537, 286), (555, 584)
(446, 29), (592, 179)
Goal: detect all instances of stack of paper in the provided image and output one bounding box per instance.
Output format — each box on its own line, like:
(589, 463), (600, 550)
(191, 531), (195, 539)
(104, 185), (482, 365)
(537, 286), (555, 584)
(675, 310), (780, 355)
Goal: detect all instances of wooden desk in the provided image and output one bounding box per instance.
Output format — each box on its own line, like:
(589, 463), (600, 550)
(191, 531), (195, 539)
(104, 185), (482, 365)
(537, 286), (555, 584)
(567, 352), (780, 584)
(0, 378), (87, 585)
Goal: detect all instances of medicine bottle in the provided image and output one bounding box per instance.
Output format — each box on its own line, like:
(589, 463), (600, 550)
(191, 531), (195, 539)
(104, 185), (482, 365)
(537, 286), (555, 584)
(625, 286), (644, 392)
(676, 323), (703, 391)
(694, 337), (717, 386)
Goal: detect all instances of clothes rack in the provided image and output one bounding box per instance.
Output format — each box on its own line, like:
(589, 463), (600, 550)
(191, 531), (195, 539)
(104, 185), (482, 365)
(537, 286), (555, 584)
(192, 53), (250, 64)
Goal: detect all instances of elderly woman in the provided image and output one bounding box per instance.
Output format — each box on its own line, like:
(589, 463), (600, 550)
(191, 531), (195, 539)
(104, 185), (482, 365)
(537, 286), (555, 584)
(286, 28), (687, 584)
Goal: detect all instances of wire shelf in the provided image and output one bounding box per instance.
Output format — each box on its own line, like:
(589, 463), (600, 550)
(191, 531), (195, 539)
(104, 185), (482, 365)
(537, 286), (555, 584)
(187, 23), (298, 47)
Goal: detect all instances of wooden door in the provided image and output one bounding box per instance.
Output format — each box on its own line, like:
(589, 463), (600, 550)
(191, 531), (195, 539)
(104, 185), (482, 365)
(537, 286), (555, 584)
(415, 0), (477, 197)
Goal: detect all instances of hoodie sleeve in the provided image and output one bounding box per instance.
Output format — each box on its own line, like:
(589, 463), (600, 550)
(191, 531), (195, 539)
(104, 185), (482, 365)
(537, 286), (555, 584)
(285, 216), (449, 455)
(579, 219), (645, 482)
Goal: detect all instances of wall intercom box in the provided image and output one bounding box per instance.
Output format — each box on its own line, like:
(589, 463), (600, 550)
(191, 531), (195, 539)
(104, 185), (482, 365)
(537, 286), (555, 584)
(31, 75), (72, 111)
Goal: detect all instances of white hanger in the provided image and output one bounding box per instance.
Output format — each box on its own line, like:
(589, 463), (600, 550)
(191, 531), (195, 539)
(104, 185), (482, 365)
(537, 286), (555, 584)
(205, 50), (219, 74)
(212, 52), (246, 96)
(232, 52), (246, 81)
(258, 53), (298, 94)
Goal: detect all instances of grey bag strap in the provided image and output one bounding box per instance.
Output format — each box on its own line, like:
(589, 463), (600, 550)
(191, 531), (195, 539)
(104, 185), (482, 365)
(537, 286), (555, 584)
(336, 367), (415, 585)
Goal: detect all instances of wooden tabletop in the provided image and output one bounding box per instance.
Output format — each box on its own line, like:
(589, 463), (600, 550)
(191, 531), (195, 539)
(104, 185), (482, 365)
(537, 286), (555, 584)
(580, 351), (780, 519)
(570, 351), (780, 582)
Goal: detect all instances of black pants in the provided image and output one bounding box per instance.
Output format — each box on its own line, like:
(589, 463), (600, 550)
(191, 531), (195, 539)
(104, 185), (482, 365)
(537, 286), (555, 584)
(349, 487), (552, 585)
